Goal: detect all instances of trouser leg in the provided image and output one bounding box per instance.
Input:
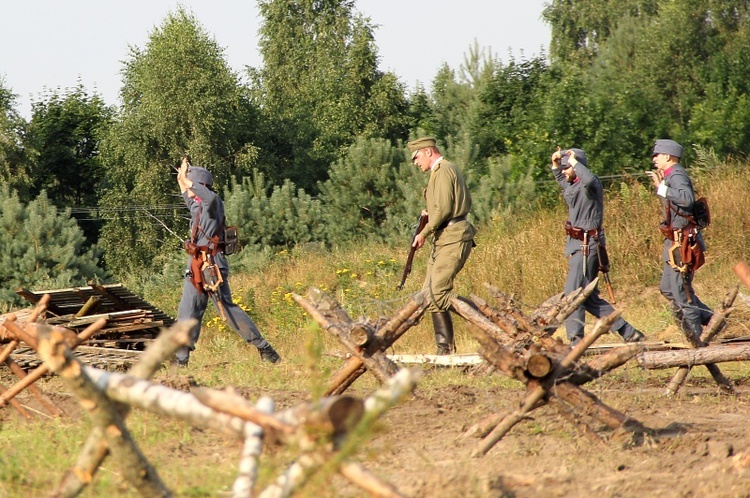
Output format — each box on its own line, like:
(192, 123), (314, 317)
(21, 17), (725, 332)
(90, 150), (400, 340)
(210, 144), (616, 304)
(176, 277), (209, 363)
(217, 270), (269, 349)
(431, 311), (455, 355)
(563, 251), (587, 342)
(422, 240), (473, 312)
(660, 262), (703, 339)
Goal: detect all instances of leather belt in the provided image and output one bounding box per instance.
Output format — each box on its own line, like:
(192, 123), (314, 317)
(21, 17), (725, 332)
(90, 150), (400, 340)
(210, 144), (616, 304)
(440, 215), (467, 230)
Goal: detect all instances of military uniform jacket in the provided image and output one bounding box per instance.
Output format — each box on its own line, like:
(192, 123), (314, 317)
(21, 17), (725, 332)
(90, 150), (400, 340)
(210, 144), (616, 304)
(553, 162), (605, 257)
(660, 163), (706, 254)
(419, 158), (476, 246)
(183, 182), (229, 271)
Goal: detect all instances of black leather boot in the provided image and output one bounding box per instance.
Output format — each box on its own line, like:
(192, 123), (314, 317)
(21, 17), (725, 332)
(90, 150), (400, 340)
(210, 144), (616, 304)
(259, 344), (281, 364)
(432, 311), (455, 355)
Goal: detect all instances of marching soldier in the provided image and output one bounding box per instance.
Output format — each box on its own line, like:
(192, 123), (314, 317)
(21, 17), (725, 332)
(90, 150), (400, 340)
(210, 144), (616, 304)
(551, 147), (645, 345)
(646, 139), (712, 340)
(408, 137), (477, 355)
(174, 157), (281, 365)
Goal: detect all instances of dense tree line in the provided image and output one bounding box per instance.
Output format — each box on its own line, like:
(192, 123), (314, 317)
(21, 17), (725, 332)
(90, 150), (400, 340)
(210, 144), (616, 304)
(1, 0), (750, 296)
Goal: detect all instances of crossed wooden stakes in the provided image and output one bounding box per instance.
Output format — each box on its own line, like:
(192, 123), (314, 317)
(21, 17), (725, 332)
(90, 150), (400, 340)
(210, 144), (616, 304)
(293, 282), (654, 456)
(0, 295), (107, 419)
(3, 294), (416, 497)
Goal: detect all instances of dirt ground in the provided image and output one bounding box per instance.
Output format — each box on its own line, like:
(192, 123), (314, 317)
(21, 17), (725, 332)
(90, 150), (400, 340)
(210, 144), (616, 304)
(5, 366), (750, 498)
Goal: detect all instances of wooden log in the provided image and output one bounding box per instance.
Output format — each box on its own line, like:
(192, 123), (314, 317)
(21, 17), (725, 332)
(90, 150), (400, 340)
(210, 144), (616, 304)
(232, 396), (275, 498)
(451, 298), (528, 381)
(275, 396), (365, 441)
(339, 462), (404, 498)
(293, 293), (393, 384)
(53, 321), (196, 498)
(0, 340), (19, 365)
(571, 343), (645, 385)
(4, 357), (63, 417)
(191, 386), (295, 436)
(638, 343), (750, 369)
(36, 326), (170, 497)
(552, 279), (600, 325)
(525, 353), (552, 379)
(664, 288), (736, 395)
(547, 394), (604, 445)
(0, 318), (107, 409)
(483, 284), (537, 332)
(551, 381), (644, 431)
(322, 294), (426, 396)
(75, 296), (101, 318)
(306, 287), (354, 324)
(84, 367), (251, 438)
(0, 380), (32, 419)
(472, 310), (620, 457)
(467, 294), (517, 343)
(349, 324), (372, 347)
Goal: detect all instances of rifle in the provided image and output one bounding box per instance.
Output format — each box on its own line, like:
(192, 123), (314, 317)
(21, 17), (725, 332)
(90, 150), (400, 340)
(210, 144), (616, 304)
(397, 213), (429, 290)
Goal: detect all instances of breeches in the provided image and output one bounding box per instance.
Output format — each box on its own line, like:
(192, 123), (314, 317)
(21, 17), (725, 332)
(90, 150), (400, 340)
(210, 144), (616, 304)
(422, 239), (473, 312)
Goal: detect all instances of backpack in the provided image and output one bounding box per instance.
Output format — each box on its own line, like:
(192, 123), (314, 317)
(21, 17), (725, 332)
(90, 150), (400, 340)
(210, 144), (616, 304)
(692, 197), (710, 229)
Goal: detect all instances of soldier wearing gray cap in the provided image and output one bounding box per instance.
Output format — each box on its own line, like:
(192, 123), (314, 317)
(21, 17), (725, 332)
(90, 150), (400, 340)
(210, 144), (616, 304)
(407, 137), (476, 355)
(550, 147), (645, 345)
(174, 156), (281, 365)
(646, 139), (712, 340)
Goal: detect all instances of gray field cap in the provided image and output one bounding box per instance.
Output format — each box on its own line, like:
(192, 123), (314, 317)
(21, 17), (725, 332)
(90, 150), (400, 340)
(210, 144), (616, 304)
(652, 139), (683, 158)
(560, 148), (588, 168)
(187, 166), (213, 187)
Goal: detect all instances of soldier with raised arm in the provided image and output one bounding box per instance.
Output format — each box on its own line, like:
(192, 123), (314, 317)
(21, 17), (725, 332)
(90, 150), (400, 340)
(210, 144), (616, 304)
(174, 156), (281, 366)
(550, 147), (645, 345)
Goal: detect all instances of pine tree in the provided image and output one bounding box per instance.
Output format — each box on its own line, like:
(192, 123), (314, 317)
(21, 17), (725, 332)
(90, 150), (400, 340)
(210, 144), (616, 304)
(0, 183), (106, 307)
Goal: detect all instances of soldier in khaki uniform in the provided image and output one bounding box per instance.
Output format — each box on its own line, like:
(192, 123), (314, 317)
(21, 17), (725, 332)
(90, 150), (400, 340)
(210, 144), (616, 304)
(408, 137), (477, 354)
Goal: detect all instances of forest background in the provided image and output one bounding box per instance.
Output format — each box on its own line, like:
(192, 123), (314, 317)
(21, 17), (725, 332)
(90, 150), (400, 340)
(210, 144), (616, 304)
(1, 0), (750, 308)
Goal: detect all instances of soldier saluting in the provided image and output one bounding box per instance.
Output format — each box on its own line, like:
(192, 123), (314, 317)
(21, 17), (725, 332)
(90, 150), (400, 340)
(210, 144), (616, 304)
(550, 147), (645, 345)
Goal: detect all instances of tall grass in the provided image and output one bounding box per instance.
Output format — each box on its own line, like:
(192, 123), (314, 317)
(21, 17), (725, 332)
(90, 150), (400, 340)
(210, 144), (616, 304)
(123, 159), (750, 360)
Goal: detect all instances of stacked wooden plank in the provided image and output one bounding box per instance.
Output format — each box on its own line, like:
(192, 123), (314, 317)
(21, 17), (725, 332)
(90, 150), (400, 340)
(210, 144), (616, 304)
(15, 282), (174, 351)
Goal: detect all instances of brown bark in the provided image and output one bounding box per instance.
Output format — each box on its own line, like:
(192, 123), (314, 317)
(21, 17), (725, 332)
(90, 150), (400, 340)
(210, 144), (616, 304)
(191, 386), (294, 436)
(471, 311), (621, 457)
(0, 318), (106, 408)
(525, 353), (553, 378)
(665, 285), (737, 396)
(293, 293), (393, 384)
(4, 357), (63, 416)
(0, 380), (32, 419)
(322, 294), (426, 396)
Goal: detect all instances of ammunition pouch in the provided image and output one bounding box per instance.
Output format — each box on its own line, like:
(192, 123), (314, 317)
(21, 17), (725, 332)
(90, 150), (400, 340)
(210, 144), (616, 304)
(667, 226), (705, 272)
(660, 222), (674, 240)
(223, 226), (240, 255)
